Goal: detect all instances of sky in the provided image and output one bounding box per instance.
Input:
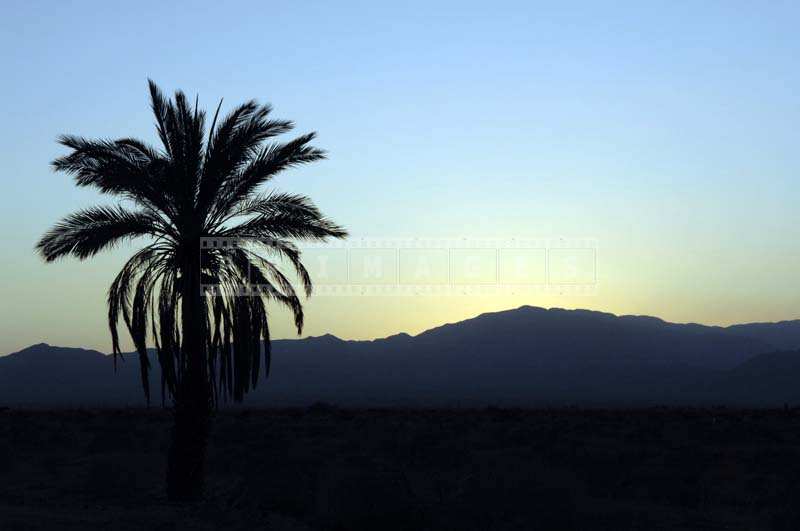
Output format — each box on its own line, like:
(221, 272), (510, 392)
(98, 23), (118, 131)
(1, 0), (799, 354)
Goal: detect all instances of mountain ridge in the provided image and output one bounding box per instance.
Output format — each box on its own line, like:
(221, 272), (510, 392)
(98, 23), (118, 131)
(9, 306), (800, 355)
(3, 306), (800, 407)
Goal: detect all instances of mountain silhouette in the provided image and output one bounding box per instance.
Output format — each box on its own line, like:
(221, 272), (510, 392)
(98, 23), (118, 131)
(724, 320), (800, 350)
(2, 306), (799, 407)
(711, 349), (800, 404)
(0, 343), (159, 406)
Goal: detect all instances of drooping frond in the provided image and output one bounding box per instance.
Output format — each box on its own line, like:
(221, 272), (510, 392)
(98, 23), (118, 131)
(154, 270), (181, 399)
(107, 245), (174, 405)
(108, 246), (163, 356)
(203, 268), (272, 402)
(235, 247), (304, 332)
(255, 238), (314, 297)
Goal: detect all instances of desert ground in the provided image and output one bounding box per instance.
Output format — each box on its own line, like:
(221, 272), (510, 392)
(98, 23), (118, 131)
(3, 407), (800, 530)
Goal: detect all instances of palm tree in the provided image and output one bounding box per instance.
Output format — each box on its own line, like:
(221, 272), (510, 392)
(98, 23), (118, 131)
(36, 81), (347, 501)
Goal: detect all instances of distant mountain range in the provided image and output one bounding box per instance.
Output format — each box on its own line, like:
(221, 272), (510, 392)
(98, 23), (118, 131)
(3, 306), (800, 407)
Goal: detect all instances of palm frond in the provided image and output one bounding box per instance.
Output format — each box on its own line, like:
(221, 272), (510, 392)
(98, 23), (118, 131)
(224, 209), (348, 241)
(197, 102), (294, 220)
(52, 135), (179, 223)
(36, 206), (164, 262)
(208, 133), (325, 226)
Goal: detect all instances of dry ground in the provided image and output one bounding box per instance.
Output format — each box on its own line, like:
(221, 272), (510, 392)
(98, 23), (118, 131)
(2, 407), (800, 530)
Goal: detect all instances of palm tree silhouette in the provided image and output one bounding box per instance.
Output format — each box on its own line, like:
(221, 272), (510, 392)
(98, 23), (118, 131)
(36, 81), (347, 500)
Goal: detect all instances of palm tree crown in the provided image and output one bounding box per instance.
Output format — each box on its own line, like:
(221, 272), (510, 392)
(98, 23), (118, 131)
(37, 81), (347, 406)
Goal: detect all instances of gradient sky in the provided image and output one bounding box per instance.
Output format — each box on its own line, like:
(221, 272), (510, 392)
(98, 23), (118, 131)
(2, 0), (800, 354)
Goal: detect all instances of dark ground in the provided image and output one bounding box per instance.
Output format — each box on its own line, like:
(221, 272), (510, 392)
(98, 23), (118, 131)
(3, 407), (800, 530)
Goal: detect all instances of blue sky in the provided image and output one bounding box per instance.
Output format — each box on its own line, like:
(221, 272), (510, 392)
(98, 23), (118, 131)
(1, 1), (799, 353)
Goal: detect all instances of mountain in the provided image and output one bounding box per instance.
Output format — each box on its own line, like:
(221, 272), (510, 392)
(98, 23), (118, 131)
(723, 320), (800, 351)
(2, 306), (800, 407)
(710, 349), (800, 405)
(0, 343), (157, 406)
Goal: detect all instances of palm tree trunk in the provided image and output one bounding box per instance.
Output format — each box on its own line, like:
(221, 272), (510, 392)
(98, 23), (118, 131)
(167, 248), (211, 501)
